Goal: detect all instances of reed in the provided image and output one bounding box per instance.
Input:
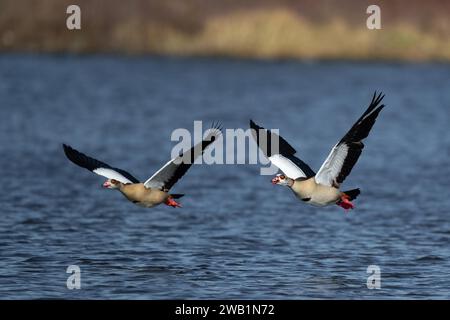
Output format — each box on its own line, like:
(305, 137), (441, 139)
(1, 1), (450, 61)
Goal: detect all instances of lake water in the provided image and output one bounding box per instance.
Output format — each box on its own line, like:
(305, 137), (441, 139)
(0, 54), (449, 299)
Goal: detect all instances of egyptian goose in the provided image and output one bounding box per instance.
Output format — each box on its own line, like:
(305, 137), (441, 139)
(63, 123), (222, 208)
(250, 92), (385, 210)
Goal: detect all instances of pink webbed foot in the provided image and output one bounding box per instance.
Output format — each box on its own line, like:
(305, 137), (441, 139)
(165, 197), (182, 208)
(337, 194), (355, 212)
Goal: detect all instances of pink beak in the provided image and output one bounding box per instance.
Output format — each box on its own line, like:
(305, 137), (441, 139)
(103, 181), (110, 188)
(271, 177), (279, 184)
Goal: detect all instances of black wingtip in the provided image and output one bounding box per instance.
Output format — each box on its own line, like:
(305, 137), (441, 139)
(249, 120), (261, 142)
(371, 91), (385, 108)
(62, 143), (72, 156)
(63, 143), (80, 159)
(210, 121), (223, 135)
(62, 143), (83, 165)
(62, 143), (82, 168)
(200, 121), (223, 145)
(249, 119), (261, 131)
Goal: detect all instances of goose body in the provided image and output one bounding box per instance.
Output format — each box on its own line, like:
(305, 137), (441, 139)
(119, 183), (170, 208)
(63, 123), (222, 208)
(291, 178), (341, 207)
(251, 92), (385, 211)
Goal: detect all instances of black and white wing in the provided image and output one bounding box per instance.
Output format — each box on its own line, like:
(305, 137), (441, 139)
(250, 120), (315, 179)
(314, 92), (385, 187)
(63, 144), (140, 184)
(144, 123), (222, 191)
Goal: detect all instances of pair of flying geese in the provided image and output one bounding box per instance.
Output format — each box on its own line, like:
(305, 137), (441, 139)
(63, 92), (385, 211)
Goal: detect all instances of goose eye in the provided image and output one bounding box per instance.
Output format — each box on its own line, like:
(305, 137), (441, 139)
(111, 179), (118, 184)
(280, 175), (285, 179)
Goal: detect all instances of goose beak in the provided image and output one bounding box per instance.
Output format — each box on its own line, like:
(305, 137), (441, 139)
(103, 181), (110, 188)
(271, 177), (279, 184)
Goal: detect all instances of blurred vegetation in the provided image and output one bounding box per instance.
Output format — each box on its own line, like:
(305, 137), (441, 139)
(1, 0), (450, 61)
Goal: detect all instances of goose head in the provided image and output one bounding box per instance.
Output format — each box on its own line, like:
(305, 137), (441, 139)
(103, 179), (121, 189)
(271, 174), (290, 186)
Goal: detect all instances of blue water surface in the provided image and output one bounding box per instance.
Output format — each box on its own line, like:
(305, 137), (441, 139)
(0, 54), (449, 299)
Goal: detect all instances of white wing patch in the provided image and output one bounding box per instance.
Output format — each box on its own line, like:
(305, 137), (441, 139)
(268, 154), (308, 179)
(143, 159), (175, 189)
(314, 143), (349, 187)
(93, 168), (134, 184)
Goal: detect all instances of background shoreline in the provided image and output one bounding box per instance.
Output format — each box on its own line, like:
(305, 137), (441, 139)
(1, 0), (450, 62)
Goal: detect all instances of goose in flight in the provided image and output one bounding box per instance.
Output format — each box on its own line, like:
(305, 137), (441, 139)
(250, 92), (385, 210)
(63, 123), (222, 208)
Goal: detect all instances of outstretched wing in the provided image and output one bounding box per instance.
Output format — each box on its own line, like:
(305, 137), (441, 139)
(315, 92), (385, 187)
(63, 144), (140, 184)
(144, 123), (222, 191)
(250, 120), (315, 179)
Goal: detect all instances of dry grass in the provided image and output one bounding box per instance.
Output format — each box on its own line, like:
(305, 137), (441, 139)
(109, 8), (450, 61)
(1, 1), (450, 61)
